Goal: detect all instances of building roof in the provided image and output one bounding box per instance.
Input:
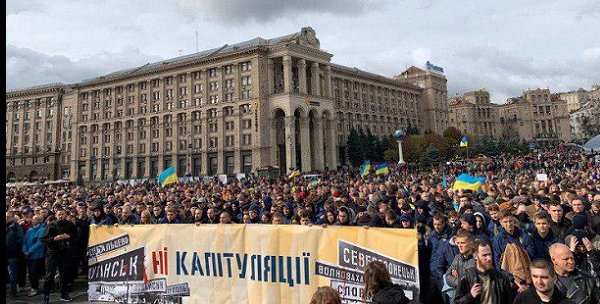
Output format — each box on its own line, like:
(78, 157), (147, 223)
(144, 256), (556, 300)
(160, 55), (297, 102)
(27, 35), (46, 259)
(329, 63), (420, 90)
(6, 83), (66, 98)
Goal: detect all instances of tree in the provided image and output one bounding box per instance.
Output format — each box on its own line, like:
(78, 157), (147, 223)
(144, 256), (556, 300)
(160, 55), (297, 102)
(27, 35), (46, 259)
(475, 136), (499, 156)
(442, 127), (463, 143)
(364, 129), (378, 161)
(346, 128), (364, 167)
(420, 144), (441, 169)
(383, 148), (398, 163)
(403, 135), (428, 163)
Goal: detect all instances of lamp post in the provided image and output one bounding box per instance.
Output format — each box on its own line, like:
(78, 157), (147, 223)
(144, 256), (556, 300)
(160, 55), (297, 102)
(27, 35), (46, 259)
(394, 130), (406, 165)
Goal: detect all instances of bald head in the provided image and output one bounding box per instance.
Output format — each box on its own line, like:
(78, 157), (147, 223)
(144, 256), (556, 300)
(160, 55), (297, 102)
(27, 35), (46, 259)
(549, 243), (575, 276)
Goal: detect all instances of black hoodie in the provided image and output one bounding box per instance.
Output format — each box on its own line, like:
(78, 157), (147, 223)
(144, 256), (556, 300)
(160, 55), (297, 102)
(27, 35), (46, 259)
(371, 284), (410, 304)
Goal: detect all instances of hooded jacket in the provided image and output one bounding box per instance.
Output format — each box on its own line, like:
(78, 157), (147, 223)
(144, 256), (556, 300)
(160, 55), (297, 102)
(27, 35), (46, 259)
(429, 227), (453, 253)
(492, 226), (535, 272)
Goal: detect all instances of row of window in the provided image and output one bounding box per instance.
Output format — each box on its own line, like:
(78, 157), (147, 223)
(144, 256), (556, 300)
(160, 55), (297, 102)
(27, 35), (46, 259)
(7, 97), (56, 110)
(333, 78), (418, 98)
(80, 62), (253, 99)
(78, 134), (253, 158)
(8, 109), (55, 121)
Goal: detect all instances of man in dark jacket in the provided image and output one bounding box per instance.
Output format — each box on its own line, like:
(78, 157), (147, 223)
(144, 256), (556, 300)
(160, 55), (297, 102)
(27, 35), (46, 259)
(75, 202), (91, 276)
(549, 202), (573, 242)
(429, 214), (452, 253)
(492, 211), (535, 273)
(550, 243), (600, 304)
(90, 203), (113, 226)
(454, 240), (515, 304)
(41, 208), (78, 303)
(513, 259), (574, 304)
(530, 212), (559, 261)
(6, 210), (24, 298)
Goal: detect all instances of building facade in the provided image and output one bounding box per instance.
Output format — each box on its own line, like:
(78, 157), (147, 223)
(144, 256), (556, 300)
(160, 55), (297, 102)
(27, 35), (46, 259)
(559, 88), (590, 113)
(448, 89), (499, 138)
(497, 88), (571, 142)
(395, 65), (449, 134)
(6, 27), (447, 182)
(569, 85), (600, 143)
(5, 84), (66, 182)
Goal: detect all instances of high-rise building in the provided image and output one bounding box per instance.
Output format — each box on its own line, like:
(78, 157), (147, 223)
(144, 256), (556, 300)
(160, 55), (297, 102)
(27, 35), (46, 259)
(6, 27), (447, 182)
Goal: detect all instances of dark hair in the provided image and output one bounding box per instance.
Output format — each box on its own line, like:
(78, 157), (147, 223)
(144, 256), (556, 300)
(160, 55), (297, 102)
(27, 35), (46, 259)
(473, 239), (491, 253)
(455, 228), (473, 241)
(363, 261), (392, 301)
(433, 213), (447, 223)
(499, 210), (515, 220)
(530, 259), (556, 277)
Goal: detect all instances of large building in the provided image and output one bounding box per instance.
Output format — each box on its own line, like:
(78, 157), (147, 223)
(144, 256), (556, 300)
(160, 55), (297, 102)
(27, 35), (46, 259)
(497, 88), (571, 142)
(559, 88), (590, 113)
(448, 89), (499, 138)
(5, 27), (448, 182)
(569, 85), (600, 143)
(446, 88), (572, 143)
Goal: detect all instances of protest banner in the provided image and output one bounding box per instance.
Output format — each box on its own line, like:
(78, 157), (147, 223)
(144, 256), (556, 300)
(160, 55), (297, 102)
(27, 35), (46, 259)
(88, 225), (419, 303)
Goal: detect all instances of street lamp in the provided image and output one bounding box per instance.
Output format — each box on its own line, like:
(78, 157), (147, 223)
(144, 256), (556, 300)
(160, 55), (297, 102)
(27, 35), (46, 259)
(394, 130), (406, 165)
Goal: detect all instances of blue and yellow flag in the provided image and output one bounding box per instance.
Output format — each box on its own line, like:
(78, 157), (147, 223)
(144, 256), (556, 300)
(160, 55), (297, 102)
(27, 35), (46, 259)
(460, 136), (468, 147)
(288, 169), (300, 179)
(375, 162), (389, 175)
(157, 166), (178, 187)
(360, 160), (371, 177)
(308, 178), (319, 187)
(452, 173), (485, 191)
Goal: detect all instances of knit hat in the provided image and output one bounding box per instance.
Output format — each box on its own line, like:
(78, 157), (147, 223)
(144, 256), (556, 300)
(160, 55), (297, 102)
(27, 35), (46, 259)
(572, 214), (587, 230)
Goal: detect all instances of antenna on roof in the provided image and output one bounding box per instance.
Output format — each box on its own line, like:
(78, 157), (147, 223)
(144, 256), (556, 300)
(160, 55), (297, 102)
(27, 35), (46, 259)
(195, 31), (199, 53)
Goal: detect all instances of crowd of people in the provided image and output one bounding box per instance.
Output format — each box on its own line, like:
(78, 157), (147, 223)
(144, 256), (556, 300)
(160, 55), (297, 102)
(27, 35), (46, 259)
(5, 145), (600, 304)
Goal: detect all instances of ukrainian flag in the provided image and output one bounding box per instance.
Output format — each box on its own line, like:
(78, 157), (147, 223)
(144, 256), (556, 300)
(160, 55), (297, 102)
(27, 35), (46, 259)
(460, 136), (468, 147)
(309, 178), (319, 187)
(288, 169), (300, 179)
(360, 160), (371, 177)
(452, 173), (485, 191)
(157, 166), (178, 187)
(375, 162), (389, 175)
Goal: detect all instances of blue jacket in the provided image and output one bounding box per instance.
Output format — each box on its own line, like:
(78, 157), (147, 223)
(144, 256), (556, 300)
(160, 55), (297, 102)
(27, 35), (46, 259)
(429, 228), (453, 253)
(487, 219), (502, 238)
(90, 214), (113, 226)
(492, 227), (535, 271)
(22, 224), (45, 259)
(430, 236), (459, 281)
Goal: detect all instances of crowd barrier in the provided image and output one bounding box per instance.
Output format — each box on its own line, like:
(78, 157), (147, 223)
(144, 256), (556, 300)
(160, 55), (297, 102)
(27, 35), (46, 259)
(88, 224), (420, 304)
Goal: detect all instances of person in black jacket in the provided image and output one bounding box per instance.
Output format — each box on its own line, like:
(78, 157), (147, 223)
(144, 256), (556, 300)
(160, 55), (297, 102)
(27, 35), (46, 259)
(550, 243), (600, 304)
(454, 239), (515, 304)
(513, 259), (574, 304)
(6, 210), (24, 298)
(41, 208), (78, 303)
(363, 260), (410, 304)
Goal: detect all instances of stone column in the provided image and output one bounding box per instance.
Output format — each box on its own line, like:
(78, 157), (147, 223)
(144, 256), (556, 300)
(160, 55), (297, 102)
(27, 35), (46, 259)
(144, 155), (151, 179)
(300, 117), (312, 171)
(284, 116), (296, 172)
(311, 62), (320, 96)
(312, 117), (325, 170)
(270, 117), (278, 166)
(324, 65), (332, 98)
(297, 59), (307, 94)
(328, 118), (338, 169)
(283, 55), (293, 94)
(267, 59), (275, 94)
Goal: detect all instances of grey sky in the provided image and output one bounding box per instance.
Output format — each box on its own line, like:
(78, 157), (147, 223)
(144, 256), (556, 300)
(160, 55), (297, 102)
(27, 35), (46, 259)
(6, 0), (600, 103)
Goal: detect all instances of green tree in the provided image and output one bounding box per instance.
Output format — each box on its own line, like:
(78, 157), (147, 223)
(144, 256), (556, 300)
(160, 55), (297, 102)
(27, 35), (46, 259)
(384, 148), (399, 163)
(420, 144), (441, 169)
(475, 136), (499, 156)
(403, 135), (427, 162)
(346, 128), (364, 167)
(364, 129), (378, 161)
(442, 126), (463, 143)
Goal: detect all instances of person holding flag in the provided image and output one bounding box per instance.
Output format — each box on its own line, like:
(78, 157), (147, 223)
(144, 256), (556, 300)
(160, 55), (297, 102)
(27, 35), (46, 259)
(375, 162), (389, 175)
(360, 160), (371, 177)
(157, 166), (178, 187)
(288, 169), (300, 179)
(460, 136), (468, 147)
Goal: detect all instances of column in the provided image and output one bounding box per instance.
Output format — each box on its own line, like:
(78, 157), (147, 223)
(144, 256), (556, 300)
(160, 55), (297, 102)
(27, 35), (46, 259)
(283, 55), (293, 94)
(144, 155), (151, 179)
(300, 117), (312, 171)
(312, 118), (325, 170)
(284, 116), (296, 172)
(270, 117), (278, 166)
(324, 65), (332, 98)
(311, 62), (320, 96)
(298, 59), (307, 94)
(267, 59), (275, 94)
(328, 118), (338, 169)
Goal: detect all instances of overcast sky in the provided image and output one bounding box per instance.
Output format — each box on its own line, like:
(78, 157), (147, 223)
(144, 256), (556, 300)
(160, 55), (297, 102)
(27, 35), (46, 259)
(6, 0), (600, 103)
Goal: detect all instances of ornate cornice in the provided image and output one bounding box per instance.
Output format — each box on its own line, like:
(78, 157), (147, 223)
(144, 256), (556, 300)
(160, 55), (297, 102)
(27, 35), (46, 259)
(6, 84), (65, 99)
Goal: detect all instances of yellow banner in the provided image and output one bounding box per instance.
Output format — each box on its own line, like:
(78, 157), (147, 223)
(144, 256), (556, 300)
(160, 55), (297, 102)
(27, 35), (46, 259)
(87, 225), (420, 303)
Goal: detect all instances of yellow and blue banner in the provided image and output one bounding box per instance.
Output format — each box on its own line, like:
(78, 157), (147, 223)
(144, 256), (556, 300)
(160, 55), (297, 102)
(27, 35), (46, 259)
(360, 160), (371, 177)
(288, 170), (300, 179)
(157, 166), (178, 187)
(460, 136), (468, 147)
(308, 178), (319, 187)
(452, 173), (485, 191)
(375, 162), (389, 175)
(88, 225), (420, 303)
